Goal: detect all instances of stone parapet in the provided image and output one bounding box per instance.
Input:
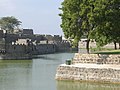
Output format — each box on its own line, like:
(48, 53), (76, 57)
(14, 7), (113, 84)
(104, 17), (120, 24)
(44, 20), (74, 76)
(72, 53), (120, 64)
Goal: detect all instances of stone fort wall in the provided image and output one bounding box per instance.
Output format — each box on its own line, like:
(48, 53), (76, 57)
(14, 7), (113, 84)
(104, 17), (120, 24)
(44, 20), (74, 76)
(54, 41), (71, 52)
(5, 43), (56, 55)
(0, 29), (72, 56)
(32, 44), (56, 55)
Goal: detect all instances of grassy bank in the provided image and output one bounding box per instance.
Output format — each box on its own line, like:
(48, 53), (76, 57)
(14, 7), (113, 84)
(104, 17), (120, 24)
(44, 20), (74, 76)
(94, 50), (120, 54)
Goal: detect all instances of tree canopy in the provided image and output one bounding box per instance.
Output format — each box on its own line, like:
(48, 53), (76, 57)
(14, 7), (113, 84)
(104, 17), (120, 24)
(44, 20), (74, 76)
(59, 0), (120, 53)
(0, 16), (21, 33)
(90, 0), (120, 47)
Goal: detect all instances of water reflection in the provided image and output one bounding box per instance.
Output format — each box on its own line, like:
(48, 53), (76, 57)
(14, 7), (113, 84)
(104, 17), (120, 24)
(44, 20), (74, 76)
(32, 53), (75, 90)
(0, 60), (32, 90)
(35, 53), (75, 61)
(57, 81), (120, 90)
(0, 53), (75, 90)
(0, 53), (119, 90)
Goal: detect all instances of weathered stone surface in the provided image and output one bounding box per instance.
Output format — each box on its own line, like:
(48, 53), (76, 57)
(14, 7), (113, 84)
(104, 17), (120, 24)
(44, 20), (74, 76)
(72, 53), (120, 64)
(56, 64), (120, 83)
(55, 53), (120, 83)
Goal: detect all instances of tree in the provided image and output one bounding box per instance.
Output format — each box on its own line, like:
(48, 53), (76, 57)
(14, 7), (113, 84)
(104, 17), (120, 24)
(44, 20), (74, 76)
(0, 16), (21, 33)
(60, 0), (120, 53)
(60, 0), (95, 53)
(59, 0), (82, 46)
(90, 0), (120, 49)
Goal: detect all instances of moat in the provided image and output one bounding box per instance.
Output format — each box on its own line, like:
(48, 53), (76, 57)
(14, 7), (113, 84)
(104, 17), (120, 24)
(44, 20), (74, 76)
(0, 53), (120, 90)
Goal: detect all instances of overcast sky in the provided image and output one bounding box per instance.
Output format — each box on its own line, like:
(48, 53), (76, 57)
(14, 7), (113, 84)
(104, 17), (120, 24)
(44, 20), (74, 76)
(0, 0), (64, 35)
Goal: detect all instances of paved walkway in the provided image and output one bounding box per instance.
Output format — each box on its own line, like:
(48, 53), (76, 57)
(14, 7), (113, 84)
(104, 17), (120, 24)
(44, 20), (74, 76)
(60, 63), (120, 70)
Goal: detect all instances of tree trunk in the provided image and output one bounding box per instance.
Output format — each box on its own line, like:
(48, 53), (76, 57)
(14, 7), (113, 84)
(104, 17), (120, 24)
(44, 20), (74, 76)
(114, 41), (117, 50)
(86, 39), (90, 54)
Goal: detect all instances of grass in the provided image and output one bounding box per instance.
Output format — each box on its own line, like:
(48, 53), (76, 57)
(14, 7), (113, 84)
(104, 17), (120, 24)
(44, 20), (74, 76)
(94, 50), (120, 54)
(90, 47), (115, 52)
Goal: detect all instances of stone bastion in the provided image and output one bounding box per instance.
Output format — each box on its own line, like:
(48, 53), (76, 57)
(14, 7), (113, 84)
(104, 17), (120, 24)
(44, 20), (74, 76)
(55, 53), (120, 83)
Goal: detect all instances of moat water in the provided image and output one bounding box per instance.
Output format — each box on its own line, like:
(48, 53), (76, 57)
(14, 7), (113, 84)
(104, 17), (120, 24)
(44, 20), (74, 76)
(0, 53), (120, 90)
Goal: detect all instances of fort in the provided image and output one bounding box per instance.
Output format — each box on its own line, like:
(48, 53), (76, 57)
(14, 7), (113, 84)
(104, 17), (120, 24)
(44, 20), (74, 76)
(0, 29), (72, 59)
(55, 53), (120, 83)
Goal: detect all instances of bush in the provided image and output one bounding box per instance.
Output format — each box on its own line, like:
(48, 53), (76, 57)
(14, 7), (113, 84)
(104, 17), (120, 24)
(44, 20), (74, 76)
(66, 59), (71, 65)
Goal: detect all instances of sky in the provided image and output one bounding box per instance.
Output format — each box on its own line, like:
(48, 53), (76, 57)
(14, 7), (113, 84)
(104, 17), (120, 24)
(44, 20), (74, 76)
(0, 0), (64, 35)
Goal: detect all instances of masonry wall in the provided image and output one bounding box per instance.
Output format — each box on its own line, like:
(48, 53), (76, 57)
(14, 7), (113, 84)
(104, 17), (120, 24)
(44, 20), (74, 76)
(72, 53), (120, 64)
(54, 41), (71, 52)
(0, 30), (73, 58)
(56, 65), (120, 83)
(0, 38), (5, 52)
(5, 41), (71, 56)
(33, 44), (56, 54)
(6, 44), (27, 54)
(55, 53), (120, 83)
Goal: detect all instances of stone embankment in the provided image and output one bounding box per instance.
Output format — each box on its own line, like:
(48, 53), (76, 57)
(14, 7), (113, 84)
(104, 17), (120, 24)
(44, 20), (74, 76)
(55, 53), (120, 83)
(73, 53), (120, 64)
(0, 54), (32, 60)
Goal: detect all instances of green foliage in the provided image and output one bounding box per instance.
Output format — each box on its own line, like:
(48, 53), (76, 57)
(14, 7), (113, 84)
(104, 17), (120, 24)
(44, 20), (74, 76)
(60, 0), (120, 49)
(90, 0), (120, 46)
(0, 16), (21, 32)
(60, 0), (82, 40)
(60, 0), (93, 48)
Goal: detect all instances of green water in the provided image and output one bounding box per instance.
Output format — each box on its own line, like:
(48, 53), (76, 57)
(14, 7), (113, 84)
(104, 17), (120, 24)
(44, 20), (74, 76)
(57, 81), (120, 90)
(0, 53), (120, 90)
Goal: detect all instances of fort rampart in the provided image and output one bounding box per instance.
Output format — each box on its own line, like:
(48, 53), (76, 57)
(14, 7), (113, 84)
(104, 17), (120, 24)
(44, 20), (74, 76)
(0, 29), (72, 59)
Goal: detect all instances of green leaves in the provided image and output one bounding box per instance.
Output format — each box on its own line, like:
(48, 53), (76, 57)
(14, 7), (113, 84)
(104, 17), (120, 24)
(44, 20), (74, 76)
(93, 0), (120, 46)
(60, 0), (120, 49)
(0, 16), (21, 31)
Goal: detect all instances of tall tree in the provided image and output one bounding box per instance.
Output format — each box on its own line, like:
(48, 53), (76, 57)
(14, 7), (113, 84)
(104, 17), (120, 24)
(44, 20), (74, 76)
(60, 0), (120, 53)
(60, 0), (95, 53)
(0, 16), (21, 33)
(59, 0), (82, 45)
(90, 0), (120, 49)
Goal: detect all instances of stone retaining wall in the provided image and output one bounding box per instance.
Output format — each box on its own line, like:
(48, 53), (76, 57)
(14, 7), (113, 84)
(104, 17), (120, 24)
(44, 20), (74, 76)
(72, 53), (120, 64)
(55, 53), (120, 83)
(56, 64), (120, 83)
